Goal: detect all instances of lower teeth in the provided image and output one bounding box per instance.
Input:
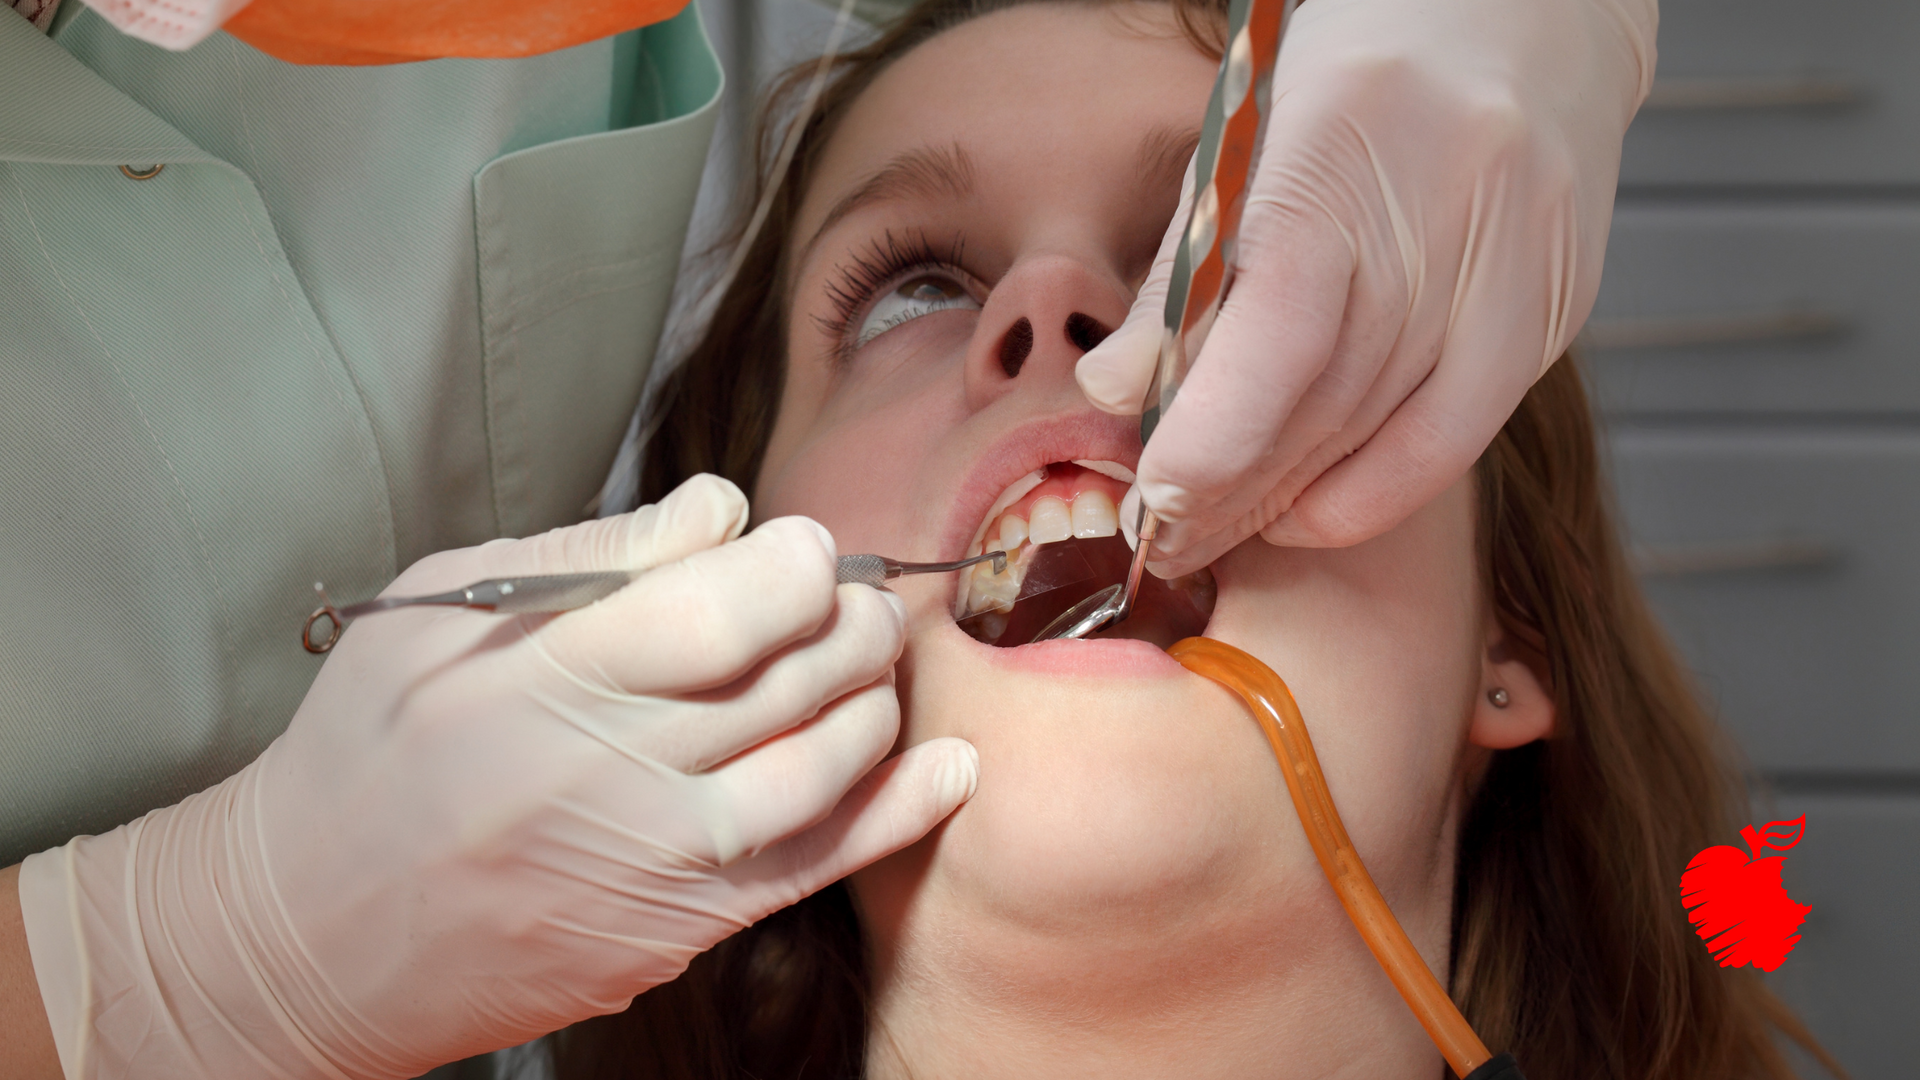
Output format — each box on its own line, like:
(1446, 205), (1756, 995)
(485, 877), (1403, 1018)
(968, 610), (1010, 641)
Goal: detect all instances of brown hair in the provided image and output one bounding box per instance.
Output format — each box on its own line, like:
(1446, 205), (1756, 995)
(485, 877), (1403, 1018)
(1462, 365), (1844, 1080)
(560, 1), (1846, 1076)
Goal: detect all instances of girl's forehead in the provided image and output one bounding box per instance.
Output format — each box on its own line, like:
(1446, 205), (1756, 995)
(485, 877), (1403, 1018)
(795, 3), (1215, 239)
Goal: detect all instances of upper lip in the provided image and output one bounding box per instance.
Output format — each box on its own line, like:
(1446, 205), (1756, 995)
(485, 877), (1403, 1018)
(938, 409), (1142, 560)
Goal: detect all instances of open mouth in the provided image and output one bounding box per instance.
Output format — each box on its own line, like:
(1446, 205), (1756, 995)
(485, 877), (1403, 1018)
(954, 461), (1216, 648)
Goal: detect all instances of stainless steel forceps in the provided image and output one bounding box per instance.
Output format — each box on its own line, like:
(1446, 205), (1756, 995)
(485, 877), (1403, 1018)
(300, 551), (1008, 654)
(1031, 0), (1297, 644)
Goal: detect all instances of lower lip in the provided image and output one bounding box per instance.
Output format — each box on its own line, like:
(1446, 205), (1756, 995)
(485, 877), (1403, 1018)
(937, 621), (1191, 678)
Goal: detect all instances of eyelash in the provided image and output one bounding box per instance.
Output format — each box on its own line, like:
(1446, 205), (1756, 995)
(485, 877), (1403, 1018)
(817, 229), (972, 361)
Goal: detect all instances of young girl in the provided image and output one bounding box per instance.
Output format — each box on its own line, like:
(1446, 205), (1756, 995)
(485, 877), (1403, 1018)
(552, 0), (1842, 1076)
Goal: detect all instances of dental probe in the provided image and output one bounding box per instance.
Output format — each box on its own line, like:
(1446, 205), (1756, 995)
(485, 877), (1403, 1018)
(301, 552), (1009, 653)
(833, 550), (1007, 588)
(1032, 0), (1296, 644)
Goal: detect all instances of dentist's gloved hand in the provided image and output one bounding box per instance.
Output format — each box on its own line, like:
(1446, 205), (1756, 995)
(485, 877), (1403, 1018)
(1079, 0), (1655, 575)
(18, 474), (978, 1080)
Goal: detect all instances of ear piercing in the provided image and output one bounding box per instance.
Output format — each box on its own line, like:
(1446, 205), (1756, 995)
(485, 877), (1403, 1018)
(1487, 687), (1511, 709)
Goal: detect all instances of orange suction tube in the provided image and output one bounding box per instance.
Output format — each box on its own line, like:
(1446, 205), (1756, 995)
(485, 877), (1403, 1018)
(1169, 637), (1494, 1079)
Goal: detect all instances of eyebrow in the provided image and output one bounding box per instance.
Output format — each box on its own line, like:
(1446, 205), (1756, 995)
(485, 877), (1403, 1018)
(1136, 123), (1203, 199)
(799, 143), (977, 268)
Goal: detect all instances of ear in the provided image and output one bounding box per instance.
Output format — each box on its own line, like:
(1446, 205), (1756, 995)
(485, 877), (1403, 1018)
(1469, 619), (1554, 750)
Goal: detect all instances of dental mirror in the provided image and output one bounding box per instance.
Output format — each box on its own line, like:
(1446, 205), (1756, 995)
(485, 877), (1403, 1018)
(1028, 583), (1124, 643)
(954, 541), (1099, 639)
(1029, 503), (1156, 644)
(1009, 540), (1098, 601)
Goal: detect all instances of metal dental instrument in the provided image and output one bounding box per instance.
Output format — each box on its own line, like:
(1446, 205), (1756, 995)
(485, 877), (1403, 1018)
(1032, 0), (1295, 644)
(301, 552), (1007, 654)
(832, 550), (1007, 588)
(302, 571), (638, 654)
(1028, 505), (1157, 643)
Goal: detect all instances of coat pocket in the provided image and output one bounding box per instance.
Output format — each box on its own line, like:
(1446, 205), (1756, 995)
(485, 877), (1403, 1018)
(474, 3), (722, 537)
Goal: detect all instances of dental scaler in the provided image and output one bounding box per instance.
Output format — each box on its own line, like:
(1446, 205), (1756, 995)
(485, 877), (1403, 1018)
(1026, 0), (1531, 1074)
(1033, 0), (1294, 644)
(300, 551), (1007, 654)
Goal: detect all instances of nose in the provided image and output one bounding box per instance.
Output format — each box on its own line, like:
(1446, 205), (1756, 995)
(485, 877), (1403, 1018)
(965, 254), (1127, 413)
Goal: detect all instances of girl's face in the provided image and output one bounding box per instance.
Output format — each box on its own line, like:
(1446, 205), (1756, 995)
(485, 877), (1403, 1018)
(753, 2), (1550, 1057)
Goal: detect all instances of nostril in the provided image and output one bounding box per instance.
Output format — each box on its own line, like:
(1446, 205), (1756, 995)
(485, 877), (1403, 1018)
(1000, 317), (1034, 377)
(1065, 312), (1112, 353)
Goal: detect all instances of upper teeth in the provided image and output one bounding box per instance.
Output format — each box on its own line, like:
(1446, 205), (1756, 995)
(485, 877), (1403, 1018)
(1027, 496), (1073, 544)
(964, 468), (1046, 557)
(957, 465), (1127, 618)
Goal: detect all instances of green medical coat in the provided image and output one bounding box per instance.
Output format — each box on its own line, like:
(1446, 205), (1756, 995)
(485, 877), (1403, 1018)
(0, 3), (721, 865)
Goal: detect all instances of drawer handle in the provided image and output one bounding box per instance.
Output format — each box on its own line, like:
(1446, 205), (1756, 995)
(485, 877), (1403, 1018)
(1632, 539), (1839, 577)
(1580, 309), (1844, 350)
(1642, 77), (1862, 110)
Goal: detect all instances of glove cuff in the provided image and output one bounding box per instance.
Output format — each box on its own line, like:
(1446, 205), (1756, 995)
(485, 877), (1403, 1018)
(18, 775), (347, 1080)
(80, 0), (256, 51)
(18, 846), (85, 1079)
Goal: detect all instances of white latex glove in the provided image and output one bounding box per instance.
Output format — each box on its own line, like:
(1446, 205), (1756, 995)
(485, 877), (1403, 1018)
(1080, 0), (1656, 575)
(80, 0), (254, 50)
(18, 474), (978, 1080)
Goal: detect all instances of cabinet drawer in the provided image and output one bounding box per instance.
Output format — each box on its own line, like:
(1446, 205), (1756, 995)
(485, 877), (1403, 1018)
(1620, 0), (1920, 186)
(1585, 204), (1920, 415)
(1761, 793), (1920, 1080)
(1607, 431), (1920, 772)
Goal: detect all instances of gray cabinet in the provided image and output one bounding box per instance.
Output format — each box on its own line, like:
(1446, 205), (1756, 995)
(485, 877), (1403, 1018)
(1760, 792), (1920, 1080)
(1610, 430), (1920, 772)
(1621, 0), (1920, 185)
(1589, 205), (1920, 414)
(1596, 0), (1920, 1071)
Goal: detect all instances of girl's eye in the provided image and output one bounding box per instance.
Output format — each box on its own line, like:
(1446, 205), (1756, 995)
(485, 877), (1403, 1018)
(854, 274), (981, 348)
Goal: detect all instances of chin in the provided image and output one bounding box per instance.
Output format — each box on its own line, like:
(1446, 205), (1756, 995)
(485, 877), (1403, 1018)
(892, 604), (1317, 936)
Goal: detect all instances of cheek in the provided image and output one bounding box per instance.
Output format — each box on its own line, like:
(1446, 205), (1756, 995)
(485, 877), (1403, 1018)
(754, 327), (975, 551)
(756, 413), (937, 551)
(1213, 481), (1482, 712)
(1200, 488), (1485, 878)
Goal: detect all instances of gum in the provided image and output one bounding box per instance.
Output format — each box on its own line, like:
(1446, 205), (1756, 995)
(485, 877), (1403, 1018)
(973, 462), (1129, 552)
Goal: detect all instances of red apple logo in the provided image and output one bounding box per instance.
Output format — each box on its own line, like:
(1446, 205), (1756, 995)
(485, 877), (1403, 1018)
(1679, 815), (1810, 972)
